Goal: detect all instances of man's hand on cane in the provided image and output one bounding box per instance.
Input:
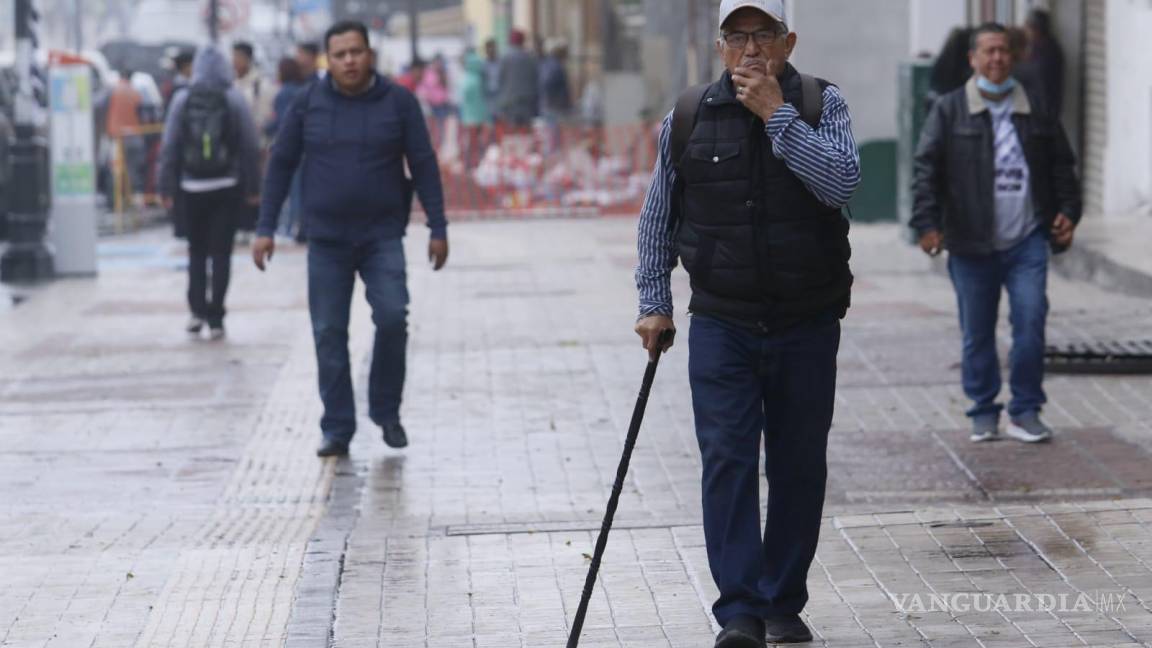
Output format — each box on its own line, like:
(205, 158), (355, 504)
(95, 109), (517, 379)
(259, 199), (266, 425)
(635, 315), (676, 361)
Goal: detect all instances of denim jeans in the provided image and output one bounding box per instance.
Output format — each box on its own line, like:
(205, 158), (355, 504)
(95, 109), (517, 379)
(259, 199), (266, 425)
(308, 237), (409, 443)
(947, 227), (1049, 420)
(688, 313), (840, 625)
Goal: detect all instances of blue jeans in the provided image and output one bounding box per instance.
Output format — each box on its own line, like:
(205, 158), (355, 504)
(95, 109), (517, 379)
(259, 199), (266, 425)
(308, 237), (409, 443)
(688, 313), (840, 625)
(947, 227), (1049, 420)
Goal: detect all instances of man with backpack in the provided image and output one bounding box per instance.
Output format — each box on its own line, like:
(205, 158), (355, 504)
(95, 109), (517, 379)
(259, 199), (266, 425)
(633, 1), (860, 645)
(159, 46), (262, 340)
(251, 21), (448, 458)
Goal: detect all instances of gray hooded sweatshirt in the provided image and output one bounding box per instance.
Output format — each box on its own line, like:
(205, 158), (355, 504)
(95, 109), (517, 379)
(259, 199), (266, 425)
(159, 45), (261, 196)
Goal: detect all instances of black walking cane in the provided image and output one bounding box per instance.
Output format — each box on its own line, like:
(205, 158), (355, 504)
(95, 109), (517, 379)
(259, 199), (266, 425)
(567, 330), (673, 648)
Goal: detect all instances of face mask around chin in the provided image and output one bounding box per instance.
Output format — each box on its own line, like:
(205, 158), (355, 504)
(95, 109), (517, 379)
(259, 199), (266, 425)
(976, 75), (1017, 95)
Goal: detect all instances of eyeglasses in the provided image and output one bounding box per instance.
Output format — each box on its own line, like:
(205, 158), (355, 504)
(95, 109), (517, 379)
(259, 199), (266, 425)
(721, 28), (785, 49)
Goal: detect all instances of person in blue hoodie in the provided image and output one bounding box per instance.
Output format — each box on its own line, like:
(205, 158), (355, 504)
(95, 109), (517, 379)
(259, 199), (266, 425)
(159, 45), (262, 341)
(252, 21), (449, 458)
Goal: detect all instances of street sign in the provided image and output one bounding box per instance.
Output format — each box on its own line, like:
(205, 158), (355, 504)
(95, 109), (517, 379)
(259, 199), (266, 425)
(49, 65), (95, 197)
(47, 63), (98, 276)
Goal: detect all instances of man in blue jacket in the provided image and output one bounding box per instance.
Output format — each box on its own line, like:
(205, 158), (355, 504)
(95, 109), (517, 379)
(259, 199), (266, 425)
(253, 21), (449, 458)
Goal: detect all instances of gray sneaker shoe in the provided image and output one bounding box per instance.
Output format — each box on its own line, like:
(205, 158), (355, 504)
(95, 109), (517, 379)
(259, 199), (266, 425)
(970, 415), (1000, 443)
(1006, 412), (1053, 443)
(186, 317), (205, 335)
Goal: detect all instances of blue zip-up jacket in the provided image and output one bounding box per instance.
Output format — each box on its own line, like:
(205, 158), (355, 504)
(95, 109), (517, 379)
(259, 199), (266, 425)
(257, 73), (447, 241)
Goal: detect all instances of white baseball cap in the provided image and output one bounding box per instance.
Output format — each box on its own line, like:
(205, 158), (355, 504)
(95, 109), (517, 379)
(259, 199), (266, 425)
(718, 0), (787, 31)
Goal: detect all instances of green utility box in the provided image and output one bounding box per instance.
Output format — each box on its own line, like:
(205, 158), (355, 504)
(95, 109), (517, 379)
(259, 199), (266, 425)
(849, 140), (897, 222)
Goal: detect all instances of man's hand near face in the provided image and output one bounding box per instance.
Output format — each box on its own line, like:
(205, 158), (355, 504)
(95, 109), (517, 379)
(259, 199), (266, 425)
(733, 64), (786, 123)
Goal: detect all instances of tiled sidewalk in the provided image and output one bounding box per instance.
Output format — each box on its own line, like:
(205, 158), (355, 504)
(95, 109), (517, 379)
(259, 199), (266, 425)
(2, 220), (1152, 647)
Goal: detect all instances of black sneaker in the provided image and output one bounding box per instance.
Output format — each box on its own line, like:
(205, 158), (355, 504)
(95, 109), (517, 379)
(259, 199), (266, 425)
(316, 439), (349, 457)
(716, 615), (766, 648)
(382, 422), (408, 449)
(764, 615), (813, 644)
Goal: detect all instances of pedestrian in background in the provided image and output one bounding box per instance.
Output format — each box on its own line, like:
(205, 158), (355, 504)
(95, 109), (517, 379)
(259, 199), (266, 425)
(159, 45), (262, 341)
(296, 42), (323, 81)
(538, 37), (572, 155)
(912, 23), (1080, 444)
(634, 0), (860, 644)
(496, 29), (539, 131)
(163, 50), (195, 116)
(104, 70), (148, 206)
(233, 41), (274, 141)
(289, 42), (323, 241)
(1017, 9), (1065, 115)
(458, 49), (491, 168)
(929, 27), (974, 100)
(252, 21), (449, 458)
(482, 38), (501, 125)
(232, 41), (275, 240)
(163, 51), (196, 239)
(416, 55), (452, 148)
(266, 57), (307, 241)
(396, 59), (426, 93)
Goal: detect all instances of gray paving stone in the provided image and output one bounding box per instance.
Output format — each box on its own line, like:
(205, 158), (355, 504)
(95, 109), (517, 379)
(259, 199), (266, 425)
(6, 222), (1152, 646)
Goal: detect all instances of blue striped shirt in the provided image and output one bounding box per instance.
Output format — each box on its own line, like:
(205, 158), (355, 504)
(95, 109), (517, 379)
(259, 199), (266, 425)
(635, 85), (861, 319)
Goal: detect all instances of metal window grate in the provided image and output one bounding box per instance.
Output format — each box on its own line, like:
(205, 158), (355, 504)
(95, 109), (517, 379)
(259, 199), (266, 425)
(1045, 340), (1152, 374)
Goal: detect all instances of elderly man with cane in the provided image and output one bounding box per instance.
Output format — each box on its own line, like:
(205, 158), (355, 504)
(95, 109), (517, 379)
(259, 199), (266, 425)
(633, 0), (860, 645)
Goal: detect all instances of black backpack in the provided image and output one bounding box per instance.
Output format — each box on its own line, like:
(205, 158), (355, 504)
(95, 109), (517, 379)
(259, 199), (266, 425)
(181, 85), (233, 179)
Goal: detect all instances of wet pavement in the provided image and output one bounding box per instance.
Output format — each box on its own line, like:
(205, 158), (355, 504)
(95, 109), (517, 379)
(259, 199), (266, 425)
(2, 220), (1152, 647)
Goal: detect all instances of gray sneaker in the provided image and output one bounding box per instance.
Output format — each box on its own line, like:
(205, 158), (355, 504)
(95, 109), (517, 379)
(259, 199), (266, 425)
(1006, 413), (1053, 443)
(186, 317), (205, 335)
(970, 415), (1000, 443)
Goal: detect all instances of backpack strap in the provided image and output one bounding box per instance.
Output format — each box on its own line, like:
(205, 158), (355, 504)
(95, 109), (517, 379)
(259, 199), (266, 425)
(670, 83), (709, 171)
(799, 73), (824, 129)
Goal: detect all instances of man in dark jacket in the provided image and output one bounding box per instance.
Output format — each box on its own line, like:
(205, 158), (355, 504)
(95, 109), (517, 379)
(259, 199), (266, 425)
(496, 29), (539, 129)
(634, 1), (860, 645)
(252, 21), (449, 458)
(912, 23), (1080, 445)
(159, 46), (262, 340)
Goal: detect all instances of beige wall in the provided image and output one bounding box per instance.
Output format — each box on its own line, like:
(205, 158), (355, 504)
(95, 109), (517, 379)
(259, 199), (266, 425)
(461, 0), (536, 47)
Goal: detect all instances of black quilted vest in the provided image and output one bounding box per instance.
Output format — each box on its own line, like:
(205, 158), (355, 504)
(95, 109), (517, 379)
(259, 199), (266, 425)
(675, 65), (853, 332)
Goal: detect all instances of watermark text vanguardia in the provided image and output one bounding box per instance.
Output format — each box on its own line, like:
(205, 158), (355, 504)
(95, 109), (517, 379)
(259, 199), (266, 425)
(889, 591), (1127, 614)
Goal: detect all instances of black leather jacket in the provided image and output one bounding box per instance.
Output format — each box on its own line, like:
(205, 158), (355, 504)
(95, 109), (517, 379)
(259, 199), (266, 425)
(911, 78), (1081, 255)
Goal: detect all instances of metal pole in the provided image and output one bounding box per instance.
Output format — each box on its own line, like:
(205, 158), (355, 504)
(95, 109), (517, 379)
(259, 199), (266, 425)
(287, 0), (296, 42)
(73, 0), (83, 50)
(209, 0), (220, 43)
(2, 0), (54, 283)
(408, 0), (419, 62)
(686, 0), (698, 84)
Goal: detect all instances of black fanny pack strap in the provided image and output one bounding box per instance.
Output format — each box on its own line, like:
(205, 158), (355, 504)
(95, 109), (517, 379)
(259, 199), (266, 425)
(671, 83), (709, 171)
